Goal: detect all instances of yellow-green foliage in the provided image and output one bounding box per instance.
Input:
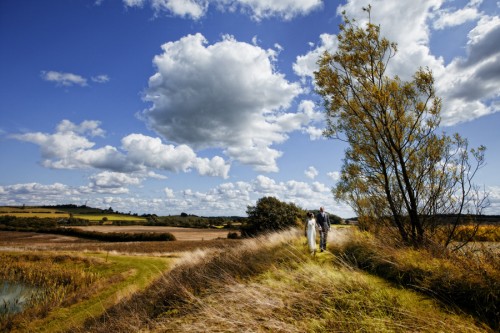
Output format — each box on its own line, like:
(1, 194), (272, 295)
(452, 225), (500, 242)
(157, 261), (486, 333)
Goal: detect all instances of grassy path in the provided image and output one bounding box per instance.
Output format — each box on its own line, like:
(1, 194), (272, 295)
(15, 253), (170, 333)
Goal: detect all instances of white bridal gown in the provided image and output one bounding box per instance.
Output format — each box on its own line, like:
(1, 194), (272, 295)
(306, 217), (317, 253)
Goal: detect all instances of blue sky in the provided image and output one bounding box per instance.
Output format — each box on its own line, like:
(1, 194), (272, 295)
(0, 0), (499, 217)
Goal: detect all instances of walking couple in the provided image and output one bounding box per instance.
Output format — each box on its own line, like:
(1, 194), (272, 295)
(306, 207), (330, 255)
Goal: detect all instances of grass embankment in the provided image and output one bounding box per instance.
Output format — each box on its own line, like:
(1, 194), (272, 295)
(75, 229), (491, 333)
(0, 252), (170, 333)
(330, 229), (499, 331)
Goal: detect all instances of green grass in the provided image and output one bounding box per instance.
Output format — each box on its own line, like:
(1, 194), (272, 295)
(2, 252), (170, 333)
(3, 227), (496, 332)
(73, 229), (491, 333)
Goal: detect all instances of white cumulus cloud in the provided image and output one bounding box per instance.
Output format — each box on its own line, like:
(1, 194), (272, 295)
(141, 33), (303, 172)
(327, 171), (341, 182)
(123, 0), (322, 21)
(89, 171), (141, 188)
(433, 0), (482, 29)
(11, 120), (230, 178)
(304, 166), (318, 179)
(164, 187), (175, 199)
(0, 174), (357, 217)
(41, 71), (110, 87)
(41, 70), (88, 87)
(295, 0), (499, 126)
(221, 0), (323, 21)
(91, 74), (110, 83)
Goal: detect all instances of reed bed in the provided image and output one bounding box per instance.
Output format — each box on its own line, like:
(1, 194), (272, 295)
(0, 253), (101, 331)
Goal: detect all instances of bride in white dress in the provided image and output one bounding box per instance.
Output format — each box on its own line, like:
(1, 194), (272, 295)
(306, 212), (317, 255)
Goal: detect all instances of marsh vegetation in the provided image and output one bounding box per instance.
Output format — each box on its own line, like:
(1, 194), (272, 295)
(1, 224), (498, 332)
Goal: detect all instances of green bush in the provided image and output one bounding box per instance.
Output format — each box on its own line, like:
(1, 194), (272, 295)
(227, 232), (240, 239)
(242, 196), (305, 237)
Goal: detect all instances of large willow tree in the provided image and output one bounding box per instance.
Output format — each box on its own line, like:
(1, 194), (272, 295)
(315, 7), (488, 247)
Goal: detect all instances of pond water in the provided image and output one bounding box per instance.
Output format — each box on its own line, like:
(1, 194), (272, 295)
(0, 281), (40, 314)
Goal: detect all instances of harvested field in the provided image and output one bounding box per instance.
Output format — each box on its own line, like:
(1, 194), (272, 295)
(0, 230), (241, 254)
(71, 225), (233, 240)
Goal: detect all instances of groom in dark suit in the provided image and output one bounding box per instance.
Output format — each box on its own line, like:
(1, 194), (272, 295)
(316, 206), (330, 252)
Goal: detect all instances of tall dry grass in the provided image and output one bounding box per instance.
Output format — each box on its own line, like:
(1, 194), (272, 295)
(73, 228), (490, 333)
(330, 229), (499, 331)
(151, 262), (486, 333)
(74, 229), (303, 332)
(0, 253), (100, 331)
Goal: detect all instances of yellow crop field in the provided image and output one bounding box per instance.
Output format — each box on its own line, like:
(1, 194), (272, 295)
(0, 207), (146, 222)
(0, 212), (70, 218)
(0, 207), (70, 218)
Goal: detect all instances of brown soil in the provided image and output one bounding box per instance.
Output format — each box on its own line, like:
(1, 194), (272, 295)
(71, 225), (232, 241)
(0, 227), (241, 254)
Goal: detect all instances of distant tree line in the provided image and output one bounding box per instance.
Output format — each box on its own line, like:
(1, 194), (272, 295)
(145, 214), (243, 229)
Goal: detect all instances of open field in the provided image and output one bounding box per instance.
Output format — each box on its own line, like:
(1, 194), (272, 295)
(1, 226), (498, 332)
(70, 225), (233, 241)
(74, 229), (495, 333)
(0, 206), (147, 222)
(0, 206), (69, 219)
(0, 230), (240, 254)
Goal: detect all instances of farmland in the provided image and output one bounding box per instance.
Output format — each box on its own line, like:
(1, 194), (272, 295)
(72, 225), (233, 241)
(1, 207), (498, 332)
(0, 207), (69, 219)
(0, 206), (146, 223)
